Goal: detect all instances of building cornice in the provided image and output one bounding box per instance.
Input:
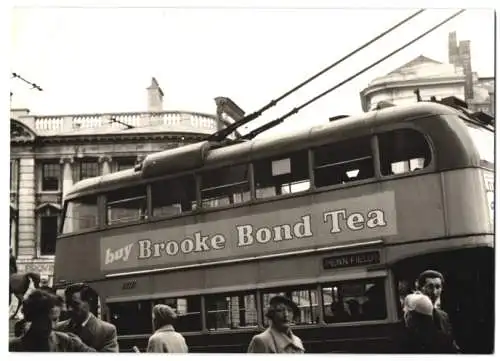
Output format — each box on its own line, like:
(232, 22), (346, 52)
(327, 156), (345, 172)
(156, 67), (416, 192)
(32, 132), (206, 145)
(360, 77), (465, 97)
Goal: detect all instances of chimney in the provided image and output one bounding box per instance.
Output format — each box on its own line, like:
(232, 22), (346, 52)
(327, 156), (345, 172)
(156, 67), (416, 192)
(458, 40), (474, 101)
(448, 31), (459, 67)
(147, 77), (164, 112)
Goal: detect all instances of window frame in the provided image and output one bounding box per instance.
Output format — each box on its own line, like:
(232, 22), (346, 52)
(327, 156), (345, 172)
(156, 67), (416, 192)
(199, 163), (251, 209)
(375, 126), (434, 179)
(253, 149), (311, 200)
(105, 185), (148, 226)
(41, 161), (62, 192)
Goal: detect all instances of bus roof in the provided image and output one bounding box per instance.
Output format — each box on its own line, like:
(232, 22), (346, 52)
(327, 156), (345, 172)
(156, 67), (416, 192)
(64, 101), (480, 200)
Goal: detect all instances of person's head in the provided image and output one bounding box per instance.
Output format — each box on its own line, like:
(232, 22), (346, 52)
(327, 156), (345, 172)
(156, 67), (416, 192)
(403, 293), (434, 328)
(64, 283), (96, 323)
(265, 295), (298, 332)
(22, 289), (61, 337)
(417, 270), (444, 305)
(152, 304), (177, 330)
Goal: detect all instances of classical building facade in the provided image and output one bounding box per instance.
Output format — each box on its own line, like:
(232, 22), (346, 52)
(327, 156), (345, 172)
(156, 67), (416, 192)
(360, 32), (494, 114)
(10, 78), (241, 284)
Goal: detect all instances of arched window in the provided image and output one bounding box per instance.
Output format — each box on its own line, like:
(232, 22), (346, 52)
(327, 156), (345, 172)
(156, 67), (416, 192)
(36, 203), (61, 256)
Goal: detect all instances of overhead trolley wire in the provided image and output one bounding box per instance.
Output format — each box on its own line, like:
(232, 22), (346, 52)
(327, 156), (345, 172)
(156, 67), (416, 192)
(239, 9), (466, 141)
(207, 8), (426, 142)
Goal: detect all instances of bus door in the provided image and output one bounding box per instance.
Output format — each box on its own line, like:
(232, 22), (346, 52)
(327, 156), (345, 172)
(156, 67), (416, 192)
(391, 247), (493, 354)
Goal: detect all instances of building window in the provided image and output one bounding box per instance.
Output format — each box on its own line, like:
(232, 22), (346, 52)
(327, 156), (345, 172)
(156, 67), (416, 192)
(38, 206), (60, 256)
(41, 162), (61, 191)
(73, 160), (99, 182)
(10, 160), (19, 192)
(377, 129), (431, 176)
(116, 157), (137, 172)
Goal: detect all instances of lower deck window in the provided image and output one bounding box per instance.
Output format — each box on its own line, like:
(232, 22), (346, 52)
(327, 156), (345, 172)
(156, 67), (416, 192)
(153, 296), (202, 332)
(262, 287), (320, 326)
(322, 278), (386, 323)
(108, 301), (152, 335)
(205, 293), (258, 330)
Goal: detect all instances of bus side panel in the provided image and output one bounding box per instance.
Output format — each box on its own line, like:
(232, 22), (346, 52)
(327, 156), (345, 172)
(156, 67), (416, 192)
(378, 173), (446, 244)
(442, 168), (492, 236)
(116, 323), (399, 353)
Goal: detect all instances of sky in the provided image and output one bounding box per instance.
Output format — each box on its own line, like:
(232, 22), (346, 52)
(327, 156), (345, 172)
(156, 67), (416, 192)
(8, 3), (497, 136)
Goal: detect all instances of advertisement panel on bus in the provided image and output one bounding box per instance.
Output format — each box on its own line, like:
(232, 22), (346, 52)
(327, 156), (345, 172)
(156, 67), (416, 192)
(100, 191), (398, 274)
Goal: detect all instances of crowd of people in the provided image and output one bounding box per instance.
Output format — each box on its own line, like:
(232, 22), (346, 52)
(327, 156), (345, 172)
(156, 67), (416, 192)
(8, 268), (459, 353)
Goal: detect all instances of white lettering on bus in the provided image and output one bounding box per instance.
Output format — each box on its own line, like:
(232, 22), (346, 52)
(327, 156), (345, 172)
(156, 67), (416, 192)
(323, 209), (387, 233)
(136, 234), (227, 260)
(236, 215), (312, 247)
(104, 243), (134, 265)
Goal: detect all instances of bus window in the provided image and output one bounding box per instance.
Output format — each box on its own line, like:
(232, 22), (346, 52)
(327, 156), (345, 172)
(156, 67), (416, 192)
(201, 164), (250, 208)
(322, 278), (386, 323)
(261, 286), (320, 326)
(62, 195), (98, 234)
(313, 136), (374, 188)
(254, 150), (310, 199)
(153, 296), (202, 332)
(108, 300), (152, 336)
(378, 129), (431, 176)
(205, 292), (258, 331)
(464, 121), (494, 169)
(106, 185), (147, 225)
(151, 175), (197, 217)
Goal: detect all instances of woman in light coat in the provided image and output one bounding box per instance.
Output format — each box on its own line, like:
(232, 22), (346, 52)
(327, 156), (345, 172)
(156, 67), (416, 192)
(147, 304), (188, 353)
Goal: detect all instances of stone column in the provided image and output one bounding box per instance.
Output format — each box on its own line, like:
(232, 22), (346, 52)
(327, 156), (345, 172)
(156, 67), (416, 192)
(60, 157), (74, 198)
(98, 155), (112, 175)
(17, 157), (36, 258)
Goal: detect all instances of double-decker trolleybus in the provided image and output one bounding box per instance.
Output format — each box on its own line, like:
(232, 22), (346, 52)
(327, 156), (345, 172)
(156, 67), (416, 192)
(54, 98), (494, 353)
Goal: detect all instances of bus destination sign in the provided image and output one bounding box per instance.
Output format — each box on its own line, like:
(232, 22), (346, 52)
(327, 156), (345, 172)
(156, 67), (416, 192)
(322, 251), (380, 270)
(100, 191), (397, 273)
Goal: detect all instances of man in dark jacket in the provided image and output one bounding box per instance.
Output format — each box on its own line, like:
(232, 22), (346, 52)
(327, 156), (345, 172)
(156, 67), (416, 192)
(54, 283), (118, 352)
(9, 289), (94, 352)
(417, 270), (460, 353)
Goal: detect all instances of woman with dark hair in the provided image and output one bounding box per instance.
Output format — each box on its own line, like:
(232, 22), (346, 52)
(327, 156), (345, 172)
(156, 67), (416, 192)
(9, 289), (95, 352)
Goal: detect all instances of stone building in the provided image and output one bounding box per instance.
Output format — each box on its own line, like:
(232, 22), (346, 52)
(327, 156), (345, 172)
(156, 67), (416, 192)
(9, 78), (241, 284)
(360, 32), (494, 114)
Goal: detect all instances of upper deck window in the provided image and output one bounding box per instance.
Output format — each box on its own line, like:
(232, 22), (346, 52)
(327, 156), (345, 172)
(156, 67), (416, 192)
(152, 175), (197, 217)
(378, 129), (431, 176)
(313, 136), (374, 188)
(106, 185), (147, 225)
(62, 195), (98, 234)
(254, 150), (310, 199)
(200, 164), (250, 208)
(465, 122), (494, 168)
